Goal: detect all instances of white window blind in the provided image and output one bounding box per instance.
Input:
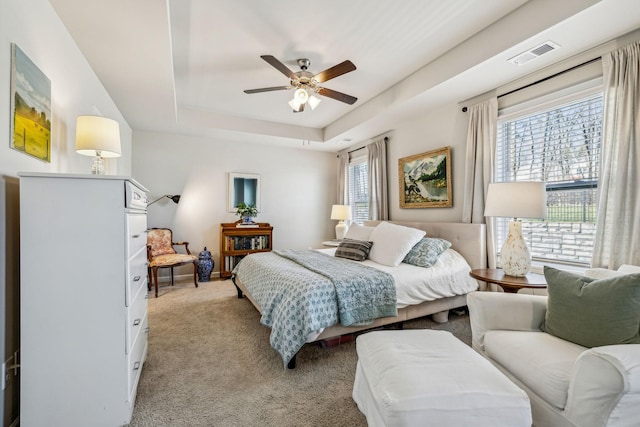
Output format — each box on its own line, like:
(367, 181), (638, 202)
(348, 155), (369, 225)
(495, 92), (603, 265)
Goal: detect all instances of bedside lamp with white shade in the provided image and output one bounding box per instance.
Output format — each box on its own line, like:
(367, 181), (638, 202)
(484, 182), (547, 277)
(331, 204), (352, 240)
(75, 115), (121, 175)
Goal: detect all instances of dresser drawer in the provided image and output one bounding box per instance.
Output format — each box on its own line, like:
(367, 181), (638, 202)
(126, 288), (148, 353)
(126, 246), (148, 306)
(126, 213), (147, 257)
(127, 313), (148, 400)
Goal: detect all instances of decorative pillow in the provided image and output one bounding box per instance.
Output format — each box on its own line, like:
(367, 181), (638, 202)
(344, 223), (375, 241)
(403, 238), (452, 268)
(540, 266), (640, 348)
(368, 222), (426, 267)
(334, 238), (373, 261)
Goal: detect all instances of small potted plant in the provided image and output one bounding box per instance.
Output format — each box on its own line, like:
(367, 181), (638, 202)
(236, 202), (258, 224)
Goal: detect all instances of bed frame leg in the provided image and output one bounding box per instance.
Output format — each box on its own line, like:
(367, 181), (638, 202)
(287, 355), (297, 369)
(432, 310), (449, 323)
(231, 277), (243, 298)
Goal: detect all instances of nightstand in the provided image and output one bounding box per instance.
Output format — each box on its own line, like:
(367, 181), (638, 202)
(321, 239), (342, 247)
(469, 268), (547, 293)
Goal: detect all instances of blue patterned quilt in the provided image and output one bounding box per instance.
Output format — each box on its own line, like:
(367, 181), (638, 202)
(232, 249), (396, 368)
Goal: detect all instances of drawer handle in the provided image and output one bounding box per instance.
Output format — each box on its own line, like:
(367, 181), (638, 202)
(132, 234), (140, 239)
(133, 361), (141, 370)
(133, 319), (141, 326)
(145, 294), (149, 300)
(145, 327), (150, 333)
(133, 275), (141, 282)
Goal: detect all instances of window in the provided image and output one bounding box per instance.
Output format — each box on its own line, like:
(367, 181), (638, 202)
(348, 154), (369, 225)
(495, 91), (603, 266)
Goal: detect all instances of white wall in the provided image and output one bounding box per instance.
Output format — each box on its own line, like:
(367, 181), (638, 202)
(132, 131), (337, 277)
(0, 1), (133, 423)
(386, 103), (470, 222)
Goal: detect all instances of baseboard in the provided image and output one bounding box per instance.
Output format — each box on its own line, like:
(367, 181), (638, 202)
(155, 272), (222, 283)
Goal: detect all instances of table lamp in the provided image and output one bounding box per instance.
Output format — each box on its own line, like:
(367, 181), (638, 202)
(331, 204), (352, 240)
(75, 115), (121, 175)
(484, 182), (547, 277)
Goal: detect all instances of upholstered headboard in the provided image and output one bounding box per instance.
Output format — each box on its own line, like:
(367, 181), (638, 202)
(364, 221), (487, 270)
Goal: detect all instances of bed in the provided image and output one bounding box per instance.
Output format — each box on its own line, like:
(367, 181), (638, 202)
(232, 221), (486, 368)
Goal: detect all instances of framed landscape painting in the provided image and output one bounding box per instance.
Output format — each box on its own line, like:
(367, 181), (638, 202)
(10, 43), (51, 162)
(398, 146), (452, 208)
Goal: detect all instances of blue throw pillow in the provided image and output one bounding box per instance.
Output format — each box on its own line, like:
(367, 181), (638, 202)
(403, 238), (452, 268)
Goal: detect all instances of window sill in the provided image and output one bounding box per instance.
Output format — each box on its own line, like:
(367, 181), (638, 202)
(530, 260), (588, 275)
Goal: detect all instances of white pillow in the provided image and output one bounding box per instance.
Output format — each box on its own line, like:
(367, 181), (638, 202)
(368, 222), (426, 266)
(344, 224), (375, 241)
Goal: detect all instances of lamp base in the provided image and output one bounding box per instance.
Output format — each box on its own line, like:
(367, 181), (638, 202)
(335, 221), (348, 240)
(91, 156), (105, 175)
(500, 220), (531, 277)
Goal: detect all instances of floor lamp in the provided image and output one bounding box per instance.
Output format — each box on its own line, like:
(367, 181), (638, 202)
(484, 182), (547, 277)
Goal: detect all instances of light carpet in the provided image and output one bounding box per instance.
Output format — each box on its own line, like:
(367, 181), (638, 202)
(130, 279), (473, 426)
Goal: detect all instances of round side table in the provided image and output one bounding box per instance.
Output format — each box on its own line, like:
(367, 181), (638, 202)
(469, 268), (547, 293)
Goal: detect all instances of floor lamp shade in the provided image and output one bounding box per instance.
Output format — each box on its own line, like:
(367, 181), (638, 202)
(75, 115), (121, 175)
(484, 182), (547, 277)
(331, 205), (352, 240)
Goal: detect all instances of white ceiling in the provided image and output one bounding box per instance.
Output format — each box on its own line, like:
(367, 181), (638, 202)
(49, 0), (640, 152)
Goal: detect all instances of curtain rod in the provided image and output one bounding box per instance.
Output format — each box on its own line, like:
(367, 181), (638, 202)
(340, 136), (389, 157)
(461, 56), (601, 112)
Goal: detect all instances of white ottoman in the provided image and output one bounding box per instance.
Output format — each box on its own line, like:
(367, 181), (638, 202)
(352, 330), (531, 427)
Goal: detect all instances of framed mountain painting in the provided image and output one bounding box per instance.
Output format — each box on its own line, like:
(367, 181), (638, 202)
(398, 146), (452, 208)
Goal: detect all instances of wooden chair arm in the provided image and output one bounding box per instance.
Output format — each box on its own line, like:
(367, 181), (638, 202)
(172, 241), (191, 255)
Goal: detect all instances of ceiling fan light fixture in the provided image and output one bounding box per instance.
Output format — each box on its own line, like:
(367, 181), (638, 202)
(308, 95), (321, 110)
(294, 88), (309, 104)
(288, 98), (302, 110)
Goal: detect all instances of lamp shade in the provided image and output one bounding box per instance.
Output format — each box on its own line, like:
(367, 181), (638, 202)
(484, 182), (547, 219)
(75, 116), (121, 158)
(331, 205), (352, 221)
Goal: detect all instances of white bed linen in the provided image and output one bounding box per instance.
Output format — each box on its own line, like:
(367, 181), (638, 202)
(316, 247), (477, 308)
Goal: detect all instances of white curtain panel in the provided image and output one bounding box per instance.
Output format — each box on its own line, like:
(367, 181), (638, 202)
(337, 152), (349, 205)
(593, 41), (640, 269)
(462, 98), (498, 268)
(367, 137), (389, 220)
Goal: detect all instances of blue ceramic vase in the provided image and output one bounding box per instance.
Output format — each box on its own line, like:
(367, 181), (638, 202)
(197, 247), (214, 282)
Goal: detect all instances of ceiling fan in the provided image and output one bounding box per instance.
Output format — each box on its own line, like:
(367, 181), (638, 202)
(244, 55), (358, 112)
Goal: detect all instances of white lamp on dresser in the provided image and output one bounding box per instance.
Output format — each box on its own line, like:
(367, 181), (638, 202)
(331, 204), (352, 240)
(75, 115), (121, 175)
(484, 182), (547, 277)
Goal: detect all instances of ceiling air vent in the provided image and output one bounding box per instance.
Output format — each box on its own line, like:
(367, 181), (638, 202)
(508, 41), (561, 66)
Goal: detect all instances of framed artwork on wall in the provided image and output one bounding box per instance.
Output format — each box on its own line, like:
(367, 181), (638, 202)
(228, 172), (261, 213)
(398, 146), (452, 208)
(10, 43), (52, 162)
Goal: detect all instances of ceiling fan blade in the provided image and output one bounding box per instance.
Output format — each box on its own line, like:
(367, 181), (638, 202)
(244, 86), (291, 94)
(313, 60), (356, 83)
(261, 55), (296, 79)
(316, 87), (358, 105)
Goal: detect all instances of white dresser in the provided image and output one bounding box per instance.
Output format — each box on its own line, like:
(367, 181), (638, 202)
(19, 173), (149, 427)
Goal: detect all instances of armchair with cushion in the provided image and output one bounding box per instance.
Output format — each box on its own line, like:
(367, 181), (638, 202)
(467, 265), (640, 427)
(147, 228), (198, 297)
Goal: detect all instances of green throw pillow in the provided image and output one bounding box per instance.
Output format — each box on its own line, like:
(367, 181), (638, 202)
(541, 266), (640, 348)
